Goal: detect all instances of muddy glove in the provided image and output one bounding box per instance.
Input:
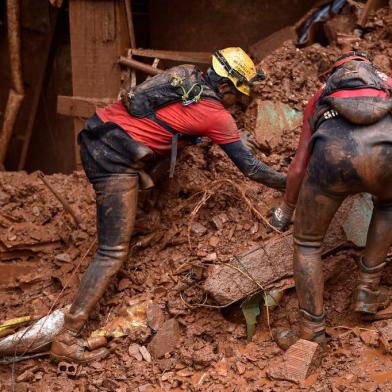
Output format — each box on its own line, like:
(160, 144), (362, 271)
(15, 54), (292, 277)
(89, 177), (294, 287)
(269, 202), (295, 231)
(240, 131), (259, 155)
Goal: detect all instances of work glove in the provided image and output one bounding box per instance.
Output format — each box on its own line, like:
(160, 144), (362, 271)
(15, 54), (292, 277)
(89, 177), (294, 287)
(240, 131), (259, 155)
(269, 202), (295, 232)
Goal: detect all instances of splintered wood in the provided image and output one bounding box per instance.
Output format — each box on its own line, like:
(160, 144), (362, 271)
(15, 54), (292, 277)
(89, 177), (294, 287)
(204, 232), (294, 305)
(267, 339), (321, 383)
(204, 197), (355, 305)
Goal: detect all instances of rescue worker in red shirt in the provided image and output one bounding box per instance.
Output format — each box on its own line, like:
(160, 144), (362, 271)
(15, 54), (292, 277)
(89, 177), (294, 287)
(50, 47), (286, 363)
(270, 51), (392, 345)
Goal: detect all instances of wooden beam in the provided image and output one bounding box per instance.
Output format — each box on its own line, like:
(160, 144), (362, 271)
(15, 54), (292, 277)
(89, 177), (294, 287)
(0, 0), (24, 164)
(17, 7), (58, 170)
(57, 95), (116, 118)
(69, 0), (130, 169)
(124, 0), (136, 48)
(119, 56), (164, 75)
(129, 48), (211, 64)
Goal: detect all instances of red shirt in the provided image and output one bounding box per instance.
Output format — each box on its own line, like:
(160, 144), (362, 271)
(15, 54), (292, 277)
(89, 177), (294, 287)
(285, 77), (392, 207)
(96, 99), (240, 155)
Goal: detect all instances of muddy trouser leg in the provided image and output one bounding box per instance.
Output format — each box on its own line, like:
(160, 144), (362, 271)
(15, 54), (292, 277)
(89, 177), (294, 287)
(294, 176), (344, 341)
(51, 122), (140, 363)
(67, 175), (138, 327)
(51, 174), (138, 363)
(353, 200), (392, 314)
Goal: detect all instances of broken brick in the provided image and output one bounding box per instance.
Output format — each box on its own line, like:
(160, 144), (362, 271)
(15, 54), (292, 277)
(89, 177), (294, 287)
(267, 339), (321, 383)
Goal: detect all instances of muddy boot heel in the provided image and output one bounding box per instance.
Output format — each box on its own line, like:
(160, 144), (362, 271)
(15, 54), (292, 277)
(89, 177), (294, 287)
(353, 258), (388, 315)
(274, 310), (327, 351)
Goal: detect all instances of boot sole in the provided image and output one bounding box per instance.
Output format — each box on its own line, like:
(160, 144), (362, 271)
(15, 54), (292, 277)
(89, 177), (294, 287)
(50, 348), (110, 365)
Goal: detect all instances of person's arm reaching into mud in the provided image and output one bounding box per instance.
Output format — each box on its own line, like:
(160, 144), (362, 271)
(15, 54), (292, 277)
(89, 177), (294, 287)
(269, 88), (323, 230)
(219, 140), (287, 191)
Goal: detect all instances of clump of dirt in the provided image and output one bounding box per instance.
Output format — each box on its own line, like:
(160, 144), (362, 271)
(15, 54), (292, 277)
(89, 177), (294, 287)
(2, 4), (392, 392)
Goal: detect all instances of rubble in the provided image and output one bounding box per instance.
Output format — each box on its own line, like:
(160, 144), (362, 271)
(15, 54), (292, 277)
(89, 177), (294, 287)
(148, 318), (180, 359)
(255, 100), (303, 151)
(2, 2), (392, 390)
(373, 320), (392, 353)
(204, 198), (354, 305)
(146, 303), (165, 332)
(267, 339), (321, 383)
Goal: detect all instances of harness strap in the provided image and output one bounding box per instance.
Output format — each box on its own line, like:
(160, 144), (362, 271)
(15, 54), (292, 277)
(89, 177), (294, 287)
(148, 113), (196, 178)
(170, 134), (179, 178)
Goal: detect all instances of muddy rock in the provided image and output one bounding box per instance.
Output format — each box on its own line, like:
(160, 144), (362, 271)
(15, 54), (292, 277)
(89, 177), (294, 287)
(191, 222), (208, 236)
(129, 343), (143, 361)
(139, 345), (152, 362)
(373, 320), (392, 353)
(148, 318), (180, 359)
(146, 303), (165, 332)
(180, 344), (218, 369)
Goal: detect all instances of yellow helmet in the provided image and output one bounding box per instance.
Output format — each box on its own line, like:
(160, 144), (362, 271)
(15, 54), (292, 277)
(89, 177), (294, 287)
(212, 47), (265, 96)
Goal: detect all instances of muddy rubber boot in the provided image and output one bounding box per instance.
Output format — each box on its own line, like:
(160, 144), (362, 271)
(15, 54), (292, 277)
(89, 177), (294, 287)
(353, 258), (389, 315)
(51, 175), (138, 364)
(50, 313), (109, 364)
(299, 309), (326, 343)
(275, 310), (326, 350)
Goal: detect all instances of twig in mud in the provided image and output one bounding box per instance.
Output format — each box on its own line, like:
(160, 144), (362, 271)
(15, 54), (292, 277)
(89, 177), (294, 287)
(180, 258), (277, 339)
(0, 352), (49, 365)
(179, 291), (240, 309)
(186, 179), (282, 249)
(331, 325), (378, 333)
(37, 171), (83, 228)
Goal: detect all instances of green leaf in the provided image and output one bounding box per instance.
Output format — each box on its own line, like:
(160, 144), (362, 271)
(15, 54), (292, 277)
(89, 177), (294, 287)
(241, 293), (262, 342)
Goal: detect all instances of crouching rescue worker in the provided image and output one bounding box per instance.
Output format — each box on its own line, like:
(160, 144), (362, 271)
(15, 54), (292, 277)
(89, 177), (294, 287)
(270, 51), (392, 345)
(50, 47), (286, 363)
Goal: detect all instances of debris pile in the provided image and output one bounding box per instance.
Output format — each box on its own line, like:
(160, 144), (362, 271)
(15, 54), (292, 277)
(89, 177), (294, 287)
(3, 2), (392, 391)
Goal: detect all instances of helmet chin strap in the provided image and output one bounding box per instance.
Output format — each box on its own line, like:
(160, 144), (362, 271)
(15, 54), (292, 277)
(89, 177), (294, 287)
(204, 67), (229, 97)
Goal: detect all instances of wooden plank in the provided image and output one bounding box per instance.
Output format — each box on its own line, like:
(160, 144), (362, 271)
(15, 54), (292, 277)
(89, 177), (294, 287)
(204, 196), (357, 305)
(124, 0), (136, 48)
(129, 48), (211, 64)
(57, 95), (116, 118)
(358, 0), (388, 27)
(17, 11), (58, 170)
(69, 0), (130, 169)
(119, 56), (164, 75)
(1, 0), (25, 163)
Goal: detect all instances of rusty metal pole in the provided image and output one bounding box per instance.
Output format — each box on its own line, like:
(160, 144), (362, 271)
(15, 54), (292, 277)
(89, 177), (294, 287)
(118, 56), (164, 76)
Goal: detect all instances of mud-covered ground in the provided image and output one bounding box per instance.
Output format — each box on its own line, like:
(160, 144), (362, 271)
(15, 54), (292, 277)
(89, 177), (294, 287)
(2, 4), (392, 392)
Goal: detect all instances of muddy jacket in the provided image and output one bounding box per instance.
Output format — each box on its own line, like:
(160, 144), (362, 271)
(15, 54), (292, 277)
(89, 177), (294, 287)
(310, 61), (392, 132)
(120, 65), (221, 177)
(95, 66), (287, 190)
(284, 62), (392, 207)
